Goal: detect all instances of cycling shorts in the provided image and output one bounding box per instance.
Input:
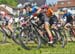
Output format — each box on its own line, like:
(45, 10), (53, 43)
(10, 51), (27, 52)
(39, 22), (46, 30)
(3, 18), (13, 26)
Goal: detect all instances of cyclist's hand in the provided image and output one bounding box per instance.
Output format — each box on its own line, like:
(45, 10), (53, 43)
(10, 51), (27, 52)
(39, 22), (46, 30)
(33, 13), (37, 17)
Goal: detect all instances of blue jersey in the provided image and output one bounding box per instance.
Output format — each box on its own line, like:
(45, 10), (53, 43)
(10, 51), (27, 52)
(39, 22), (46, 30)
(62, 12), (73, 23)
(26, 6), (38, 16)
(62, 12), (72, 19)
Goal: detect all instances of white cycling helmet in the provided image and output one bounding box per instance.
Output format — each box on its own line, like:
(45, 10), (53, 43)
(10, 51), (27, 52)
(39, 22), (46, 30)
(67, 9), (72, 13)
(62, 8), (68, 11)
(17, 3), (23, 8)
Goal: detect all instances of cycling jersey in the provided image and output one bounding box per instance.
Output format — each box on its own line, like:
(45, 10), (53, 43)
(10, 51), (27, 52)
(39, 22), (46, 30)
(43, 8), (57, 25)
(49, 15), (58, 25)
(46, 8), (53, 17)
(26, 6), (38, 16)
(62, 12), (73, 23)
(3, 15), (13, 25)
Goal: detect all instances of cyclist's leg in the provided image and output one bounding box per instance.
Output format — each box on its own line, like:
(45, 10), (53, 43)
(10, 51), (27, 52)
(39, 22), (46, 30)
(73, 20), (75, 29)
(64, 23), (71, 30)
(7, 18), (14, 33)
(44, 16), (53, 43)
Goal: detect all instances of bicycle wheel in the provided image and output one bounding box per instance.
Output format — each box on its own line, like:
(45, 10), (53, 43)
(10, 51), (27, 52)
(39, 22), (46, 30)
(19, 26), (41, 50)
(11, 27), (21, 45)
(57, 29), (67, 48)
(69, 28), (75, 42)
(70, 28), (75, 38)
(0, 29), (7, 43)
(51, 29), (58, 44)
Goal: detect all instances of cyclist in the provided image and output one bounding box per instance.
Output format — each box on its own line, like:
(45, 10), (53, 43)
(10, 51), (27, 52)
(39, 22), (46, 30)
(24, 3), (41, 17)
(23, 3), (45, 35)
(24, 4), (55, 44)
(23, 3), (43, 25)
(62, 8), (74, 29)
(0, 11), (14, 34)
(41, 5), (55, 44)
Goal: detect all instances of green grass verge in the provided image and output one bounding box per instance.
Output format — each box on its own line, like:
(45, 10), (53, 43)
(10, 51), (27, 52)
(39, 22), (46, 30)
(0, 29), (75, 54)
(0, 42), (75, 54)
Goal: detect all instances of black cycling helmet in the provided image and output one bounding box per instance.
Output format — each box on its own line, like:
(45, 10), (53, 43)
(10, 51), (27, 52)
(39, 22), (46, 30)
(23, 2), (32, 9)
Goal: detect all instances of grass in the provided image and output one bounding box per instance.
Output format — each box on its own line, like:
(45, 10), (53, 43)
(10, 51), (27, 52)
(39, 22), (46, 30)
(0, 41), (75, 54)
(0, 29), (75, 54)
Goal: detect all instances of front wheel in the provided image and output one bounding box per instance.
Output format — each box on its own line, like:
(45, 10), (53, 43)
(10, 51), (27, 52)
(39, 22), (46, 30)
(19, 27), (41, 50)
(57, 30), (67, 48)
(0, 30), (7, 43)
(11, 28), (21, 45)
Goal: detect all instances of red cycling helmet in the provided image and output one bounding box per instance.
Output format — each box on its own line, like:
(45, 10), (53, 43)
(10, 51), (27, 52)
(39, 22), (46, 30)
(41, 4), (49, 9)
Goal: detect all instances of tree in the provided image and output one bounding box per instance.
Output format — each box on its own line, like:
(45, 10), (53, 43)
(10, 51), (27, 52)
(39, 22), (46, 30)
(0, 0), (6, 4)
(0, 0), (18, 7)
